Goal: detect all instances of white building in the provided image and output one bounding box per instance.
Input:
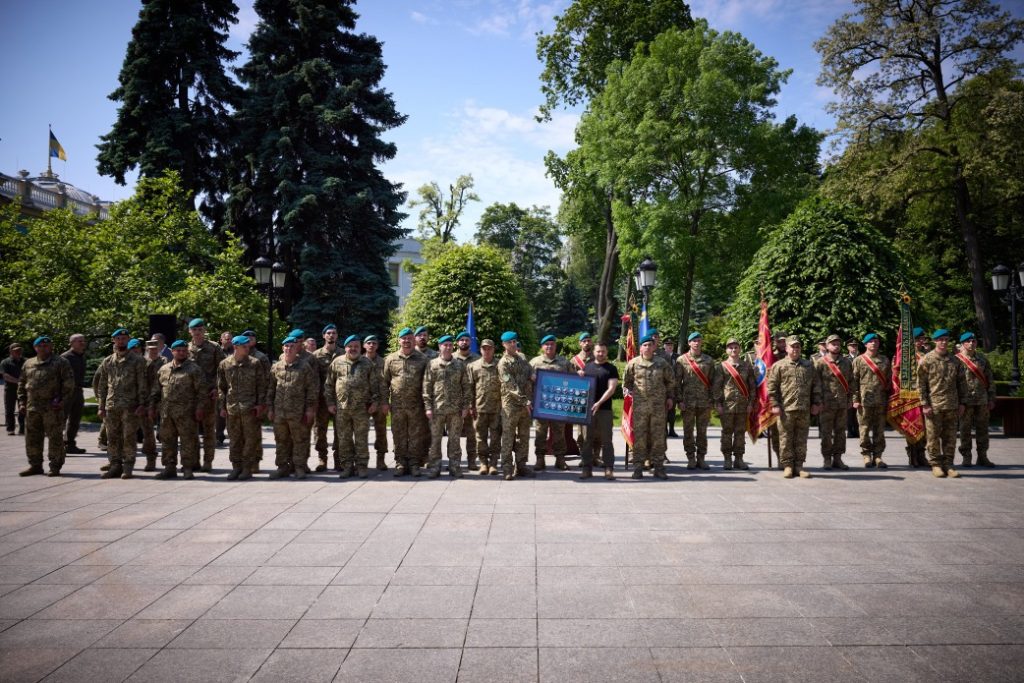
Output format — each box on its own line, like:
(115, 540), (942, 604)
(388, 237), (423, 310)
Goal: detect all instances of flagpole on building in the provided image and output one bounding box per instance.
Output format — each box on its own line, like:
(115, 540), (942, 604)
(47, 124), (52, 176)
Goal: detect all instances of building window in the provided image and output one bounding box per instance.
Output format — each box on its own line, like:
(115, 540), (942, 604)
(389, 262), (401, 287)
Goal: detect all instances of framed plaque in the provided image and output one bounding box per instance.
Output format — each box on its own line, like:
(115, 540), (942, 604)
(531, 369), (596, 425)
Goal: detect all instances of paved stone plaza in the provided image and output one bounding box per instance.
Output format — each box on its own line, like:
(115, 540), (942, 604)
(0, 424), (1021, 683)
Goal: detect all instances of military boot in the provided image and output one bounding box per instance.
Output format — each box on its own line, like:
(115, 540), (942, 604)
(723, 455), (734, 471)
(154, 466), (177, 480)
(376, 454), (388, 471)
(333, 454), (343, 472)
(555, 455), (569, 471)
(182, 468), (195, 480)
(734, 456), (750, 471)
(294, 465), (308, 480)
(450, 463), (463, 479)
(960, 453), (973, 467)
(143, 455), (157, 472)
(120, 465), (134, 480)
(479, 462), (489, 475)
(946, 467), (960, 478)
(686, 455), (697, 470)
(410, 463), (422, 477)
(226, 467), (242, 480)
(101, 464), (123, 479)
(863, 455), (875, 468)
(604, 467), (615, 479)
(315, 456), (328, 473)
(100, 463), (111, 472)
(832, 456), (850, 471)
(426, 466), (440, 479)
(517, 464), (536, 478)
(393, 461), (407, 477)
(201, 459), (214, 473)
(252, 461), (261, 474)
(696, 455), (710, 470)
(466, 456), (477, 471)
(269, 467), (290, 479)
(798, 466), (812, 479)
(19, 466), (44, 477)
(339, 464), (355, 479)
(931, 466), (946, 478)
(489, 465), (500, 475)
(977, 454), (995, 467)
(653, 467), (668, 480)
(874, 456), (887, 469)
(534, 455), (546, 471)
(47, 468), (61, 477)
(579, 466), (593, 480)
(631, 466), (644, 479)
(822, 455), (832, 469)
(238, 467), (252, 480)
(782, 466), (794, 479)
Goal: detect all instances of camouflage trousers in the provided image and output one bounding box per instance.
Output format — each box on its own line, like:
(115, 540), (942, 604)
(474, 412), (501, 468)
(632, 402), (667, 469)
(142, 414), (157, 458)
(429, 411), (463, 471)
(857, 405), (887, 457)
(64, 387), (84, 447)
(315, 399), (336, 460)
(462, 412), (476, 462)
(819, 407), (847, 460)
(959, 404), (990, 461)
(335, 408), (371, 468)
(534, 419), (565, 458)
(25, 409), (65, 471)
(719, 412), (748, 458)
(681, 406), (712, 457)
(198, 396), (217, 466)
(226, 410), (262, 469)
(391, 406), (428, 468)
(778, 410), (810, 468)
(500, 405), (531, 474)
(106, 407), (140, 468)
(580, 410), (613, 467)
(925, 409), (958, 468)
(418, 411), (432, 466)
(159, 410), (200, 470)
(274, 416), (311, 471)
(371, 409), (388, 458)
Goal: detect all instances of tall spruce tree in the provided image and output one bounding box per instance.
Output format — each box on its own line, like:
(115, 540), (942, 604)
(96, 0), (241, 223)
(230, 0), (407, 336)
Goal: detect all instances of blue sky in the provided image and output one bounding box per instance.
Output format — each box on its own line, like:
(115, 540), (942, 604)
(3, 1), (1019, 241)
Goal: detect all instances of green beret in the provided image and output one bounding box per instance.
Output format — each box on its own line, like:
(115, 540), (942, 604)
(862, 333), (879, 343)
(959, 331), (975, 343)
(126, 339), (141, 350)
(540, 334), (557, 345)
(281, 336), (297, 346)
(399, 327), (413, 337)
(363, 335), (378, 344)
(500, 331), (517, 343)
(687, 332), (702, 342)
(639, 333), (654, 345)
(287, 329), (305, 339)
(414, 326), (428, 335)
(932, 329), (950, 340)
(437, 335), (454, 345)
(578, 332), (591, 341)
(33, 335), (51, 346)
(187, 318), (205, 329)
(111, 328), (129, 337)
(912, 327), (925, 338)
(231, 335), (250, 346)
(322, 324), (337, 334)
(455, 331), (470, 341)
(170, 340), (188, 349)
(343, 334), (361, 346)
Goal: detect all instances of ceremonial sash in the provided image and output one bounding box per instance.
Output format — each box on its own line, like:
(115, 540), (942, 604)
(571, 354), (586, 371)
(684, 353), (711, 389)
(956, 353), (989, 388)
(823, 357), (850, 395)
(861, 354), (886, 386)
(721, 361), (749, 399)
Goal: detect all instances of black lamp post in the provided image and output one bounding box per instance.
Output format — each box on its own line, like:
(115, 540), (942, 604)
(992, 262), (1024, 392)
(633, 256), (657, 327)
(253, 256), (286, 358)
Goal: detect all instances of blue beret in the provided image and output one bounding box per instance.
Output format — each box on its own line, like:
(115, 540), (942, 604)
(687, 332), (702, 342)
(111, 328), (129, 337)
(437, 335), (454, 345)
(281, 336), (297, 346)
(231, 335), (250, 346)
(578, 332), (591, 341)
(363, 335), (378, 343)
(455, 331), (470, 341)
(912, 327), (925, 338)
(187, 318), (205, 329)
(343, 334), (360, 346)
(322, 324), (336, 334)
(170, 340), (188, 349)
(287, 329), (305, 338)
(127, 339), (141, 350)
(640, 333), (655, 345)
(500, 331), (518, 343)
(540, 334), (557, 344)
(33, 335), (51, 346)
(862, 333), (879, 343)
(414, 326), (428, 335)
(648, 328), (659, 337)
(242, 330), (256, 337)
(398, 327), (413, 337)
(959, 331), (975, 343)
(932, 329), (951, 340)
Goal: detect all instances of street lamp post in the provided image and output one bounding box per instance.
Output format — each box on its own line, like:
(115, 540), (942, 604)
(633, 256), (657, 327)
(991, 261), (1024, 392)
(253, 256), (286, 359)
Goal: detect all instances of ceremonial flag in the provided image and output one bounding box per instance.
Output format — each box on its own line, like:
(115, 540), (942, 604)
(621, 315), (636, 449)
(465, 300), (479, 354)
(887, 296), (925, 443)
(49, 130), (67, 161)
(638, 300), (649, 340)
(747, 298), (777, 442)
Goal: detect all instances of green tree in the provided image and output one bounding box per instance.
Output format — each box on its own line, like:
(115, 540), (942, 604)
(230, 0), (407, 339)
(815, 0), (1024, 349)
(96, 0), (242, 223)
(409, 174), (479, 244)
(724, 196), (907, 348)
(394, 245), (535, 353)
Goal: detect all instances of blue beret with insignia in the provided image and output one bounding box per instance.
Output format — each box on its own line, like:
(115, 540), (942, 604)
(126, 339), (141, 350)
(322, 324), (337, 334)
(414, 326), (428, 335)
(187, 318), (205, 329)
(862, 332), (879, 343)
(931, 329), (950, 340)
(455, 331), (470, 341)
(540, 334), (557, 345)
(912, 327), (925, 338)
(170, 340), (188, 349)
(500, 331), (517, 343)
(687, 331), (702, 342)
(231, 335), (250, 346)
(640, 333), (655, 345)
(287, 329), (305, 339)
(437, 335), (454, 345)
(578, 332), (591, 341)
(33, 335), (51, 346)
(363, 335), (378, 344)
(111, 327), (129, 337)
(398, 327), (413, 338)
(959, 331), (975, 342)
(343, 334), (360, 346)
(281, 336), (297, 346)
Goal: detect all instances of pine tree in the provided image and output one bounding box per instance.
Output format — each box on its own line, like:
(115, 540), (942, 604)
(230, 0), (407, 336)
(96, 0), (242, 223)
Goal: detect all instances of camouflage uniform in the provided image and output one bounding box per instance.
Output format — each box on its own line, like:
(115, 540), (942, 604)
(189, 339), (224, 468)
(918, 350), (967, 472)
(17, 354), (73, 472)
(151, 359), (204, 471)
(382, 349), (429, 474)
(814, 355), (853, 468)
(676, 352), (716, 468)
(423, 356), (469, 475)
(498, 352), (534, 477)
(312, 344), (341, 468)
(96, 351), (148, 472)
(217, 355), (267, 472)
(326, 354), (381, 474)
(906, 351), (928, 466)
(455, 349), (481, 467)
(418, 345), (439, 360)
(712, 359), (756, 469)
(851, 353), (891, 465)
(768, 347), (787, 461)
(467, 356), (502, 472)
(142, 355), (167, 464)
(767, 357), (822, 473)
(365, 353), (388, 466)
(529, 353), (572, 469)
(956, 351), (996, 466)
(623, 354), (675, 474)
(269, 357), (317, 474)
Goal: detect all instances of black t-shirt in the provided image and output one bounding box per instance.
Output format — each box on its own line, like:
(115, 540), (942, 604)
(584, 361), (619, 411)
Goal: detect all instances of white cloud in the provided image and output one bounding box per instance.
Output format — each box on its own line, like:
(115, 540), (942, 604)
(410, 10), (436, 24)
(463, 0), (565, 40)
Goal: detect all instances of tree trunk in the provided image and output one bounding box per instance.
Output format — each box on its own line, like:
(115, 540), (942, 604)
(677, 214), (700, 346)
(595, 196), (619, 343)
(951, 168), (997, 350)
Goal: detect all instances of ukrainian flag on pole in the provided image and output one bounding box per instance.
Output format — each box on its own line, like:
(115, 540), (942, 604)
(49, 130), (67, 161)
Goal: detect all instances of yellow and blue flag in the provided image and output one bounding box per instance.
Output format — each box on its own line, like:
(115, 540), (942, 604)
(49, 130), (67, 161)
(465, 300), (479, 354)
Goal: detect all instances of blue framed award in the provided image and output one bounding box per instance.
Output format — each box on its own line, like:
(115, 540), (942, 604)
(531, 369), (596, 425)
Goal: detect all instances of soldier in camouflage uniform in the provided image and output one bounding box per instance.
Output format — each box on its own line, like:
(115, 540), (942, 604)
(712, 338), (756, 471)
(269, 336), (318, 479)
(363, 335), (388, 471)
(918, 329), (967, 478)
(905, 328), (930, 467)
(150, 340), (204, 479)
(467, 339), (502, 475)
(454, 331), (481, 470)
(623, 333), (675, 479)
(290, 329), (313, 368)
(767, 332), (789, 464)
(218, 335), (267, 480)
(188, 318), (225, 471)
(96, 329), (149, 479)
(498, 331), (535, 480)
(243, 330), (272, 473)
(530, 334), (573, 471)
(327, 335), (381, 478)
(382, 328), (429, 477)
(767, 336), (822, 479)
(413, 326), (436, 464)
(814, 334), (853, 470)
(955, 331), (996, 467)
(142, 340), (167, 471)
(675, 331), (715, 470)
(851, 332), (891, 468)
(423, 335), (470, 478)
(571, 332), (596, 465)
(313, 324), (341, 471)
(17, 336), (73, 476)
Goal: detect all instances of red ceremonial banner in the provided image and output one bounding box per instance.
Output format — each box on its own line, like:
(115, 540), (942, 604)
(621, 320), (636, 449)
(747, 299), (777, 442)
(887, 321), (925, 444)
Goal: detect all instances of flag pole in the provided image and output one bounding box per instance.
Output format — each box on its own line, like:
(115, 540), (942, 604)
(47, 124), (52, 176)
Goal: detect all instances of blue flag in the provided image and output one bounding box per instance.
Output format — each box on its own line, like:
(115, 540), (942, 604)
(638, 300), (649, 340)
(465, 300), (479, 354)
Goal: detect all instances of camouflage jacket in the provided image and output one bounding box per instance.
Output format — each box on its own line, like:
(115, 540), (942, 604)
(675, 352), (715, 408)
(767, 357), (821, 412)
(269, 357), (318, 418)
(151, 359), (204, 416)
(96, 351), (148, 411)
(530, 354), (572, 378)
(498, 353), (533, 409)
(467, 358), (501, 413)
(146, 356), (168, 408)
(423, 356), (469, 414)
(623, 355), (675, 408)
(918, 350), (966, 411)
(312, 345), (341, 398)
(217, 355), (267, 414)
(851, 353), (890, 407)
(418, 346), (439, 360)
(16, 355), (74, 412)
(382, 349), (428, 409)
(712, 359), (756, 414)
(455, 350), (481, 366)
(252, 348), (272, 378)
(956, 351), (996, 405)
(188, 339), (224, 395)
(326, 354), (382, 410)
(814, 355), (854, 410)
